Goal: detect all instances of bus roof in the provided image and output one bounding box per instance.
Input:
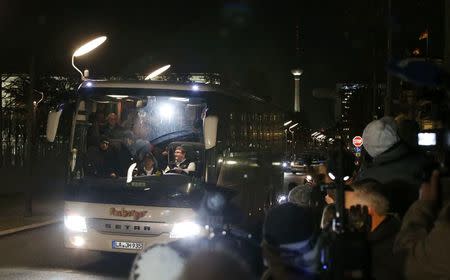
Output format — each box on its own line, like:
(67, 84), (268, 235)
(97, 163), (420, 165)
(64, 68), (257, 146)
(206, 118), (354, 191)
(78, 80), (266, 103)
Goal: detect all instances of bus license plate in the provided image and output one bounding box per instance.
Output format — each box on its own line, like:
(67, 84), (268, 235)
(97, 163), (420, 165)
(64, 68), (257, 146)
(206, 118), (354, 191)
(112, 241), (144, 250)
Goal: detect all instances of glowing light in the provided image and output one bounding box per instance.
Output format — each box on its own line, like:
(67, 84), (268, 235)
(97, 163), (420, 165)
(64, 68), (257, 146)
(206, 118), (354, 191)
(225, 160), (238, 165)
(277, 195), (287, 204)
(192, 84), (199, 91)
(145, 64), (171, 80)
(107, 95), (129, 99)
(169, 97), (189, 102)
(343, 176), (350, 181)
(284, 120), (293, 126)
(73, 36), (107, 57)
(291, 69), (303, 76)
(86, 82), (93, 87)
(289, 123), (299, 130)
(328, 172), (336, 181)
(72, 236), (85, 247)
(159, 103), (174, 120)
(170, 221), (201, 239)
(64, 215), (87, 232)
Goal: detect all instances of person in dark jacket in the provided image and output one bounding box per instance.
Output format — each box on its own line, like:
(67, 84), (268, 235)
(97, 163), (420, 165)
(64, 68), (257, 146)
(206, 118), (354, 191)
(86, 137), (117, 178)
(136, 153), (161, 176)
(345, 179), (405, 280)
(394, 170), (450, 280)
(357, 117), (429, 216)
(261, 203), (319, 280)
(100, 112), (124, 139)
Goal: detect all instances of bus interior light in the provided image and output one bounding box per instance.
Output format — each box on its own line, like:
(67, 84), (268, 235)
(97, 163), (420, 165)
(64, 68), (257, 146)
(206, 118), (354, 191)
(169, 97), (189, 102)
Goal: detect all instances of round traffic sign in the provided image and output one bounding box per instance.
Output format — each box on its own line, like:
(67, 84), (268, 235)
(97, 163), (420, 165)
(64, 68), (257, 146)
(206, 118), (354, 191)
(352, 136), (363, 147)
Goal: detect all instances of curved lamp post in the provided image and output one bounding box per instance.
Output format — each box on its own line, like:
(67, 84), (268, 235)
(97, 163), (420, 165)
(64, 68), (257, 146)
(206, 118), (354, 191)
(72, 36), (107, 80)
(145, 64), (171, 81)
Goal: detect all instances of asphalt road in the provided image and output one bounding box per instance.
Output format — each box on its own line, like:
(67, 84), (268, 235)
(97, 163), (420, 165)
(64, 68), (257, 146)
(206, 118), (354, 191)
(0, 223), (135, 279)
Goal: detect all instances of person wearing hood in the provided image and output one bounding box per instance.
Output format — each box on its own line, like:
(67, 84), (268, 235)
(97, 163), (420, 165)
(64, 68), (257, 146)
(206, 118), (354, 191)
(357, 117), (429, 216)
(261, 203), (319, 280)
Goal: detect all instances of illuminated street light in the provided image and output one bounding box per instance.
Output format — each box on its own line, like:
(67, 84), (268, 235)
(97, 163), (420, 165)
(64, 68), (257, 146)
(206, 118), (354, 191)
(72, 36), (107, 80)
(289, 123), (299, 131)
(145, 64), (171, 80)
(283, 120), (292, 127)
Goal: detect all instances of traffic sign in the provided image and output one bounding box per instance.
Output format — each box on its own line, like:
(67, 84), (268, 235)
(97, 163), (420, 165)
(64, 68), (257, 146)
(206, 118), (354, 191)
(352, 136), (363, 147)
(354, 147), (362, 153)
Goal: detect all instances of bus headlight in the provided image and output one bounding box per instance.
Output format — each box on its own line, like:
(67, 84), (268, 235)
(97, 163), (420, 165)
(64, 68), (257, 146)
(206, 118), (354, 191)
(64, 215), (87, 232)
(170, 221), (201, 239)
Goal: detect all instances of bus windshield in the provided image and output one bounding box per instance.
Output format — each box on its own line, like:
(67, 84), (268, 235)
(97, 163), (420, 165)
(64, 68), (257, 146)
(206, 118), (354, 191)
(72, 94), (206, 179)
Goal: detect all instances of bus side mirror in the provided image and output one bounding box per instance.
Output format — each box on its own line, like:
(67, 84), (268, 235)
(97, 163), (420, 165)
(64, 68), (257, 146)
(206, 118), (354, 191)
(46, 109), (62, 142)
(203, 115), (218, 150)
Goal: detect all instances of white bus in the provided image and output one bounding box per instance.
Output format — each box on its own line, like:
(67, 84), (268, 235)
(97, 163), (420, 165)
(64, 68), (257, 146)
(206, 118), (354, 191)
(48, 80), (284, 253)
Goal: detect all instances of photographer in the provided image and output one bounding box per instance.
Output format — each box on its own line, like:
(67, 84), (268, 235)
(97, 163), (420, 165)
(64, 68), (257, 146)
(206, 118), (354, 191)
(394, 171), (450, 279)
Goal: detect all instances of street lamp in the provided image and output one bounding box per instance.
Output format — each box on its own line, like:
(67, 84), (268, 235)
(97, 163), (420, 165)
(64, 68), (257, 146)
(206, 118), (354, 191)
(289, 123), (299, 131)
(284, 120), (293, 127)
(72, 36), (107, 80)
(145, 64), (171, 81)
(288, 123), (299, 157)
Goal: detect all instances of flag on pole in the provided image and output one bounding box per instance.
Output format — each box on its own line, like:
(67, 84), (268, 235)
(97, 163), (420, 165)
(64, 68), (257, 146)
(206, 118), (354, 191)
(419, 30), (429, 40)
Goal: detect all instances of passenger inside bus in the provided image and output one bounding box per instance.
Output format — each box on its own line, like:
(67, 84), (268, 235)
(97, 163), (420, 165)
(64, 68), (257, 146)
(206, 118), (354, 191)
(100, 113), (124, 139)
(85, 136), (118, 178)
(165, 146), (196, 175)
(135, 153), (161, 176)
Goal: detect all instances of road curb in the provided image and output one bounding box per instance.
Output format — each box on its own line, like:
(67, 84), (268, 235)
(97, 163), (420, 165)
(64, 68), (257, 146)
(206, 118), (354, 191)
(0, 218), (62, 237)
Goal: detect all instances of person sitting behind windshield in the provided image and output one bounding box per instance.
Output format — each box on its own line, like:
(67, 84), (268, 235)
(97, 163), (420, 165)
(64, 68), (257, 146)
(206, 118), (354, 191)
(137, 153), (161, 176)
(164, 146), (196, 174)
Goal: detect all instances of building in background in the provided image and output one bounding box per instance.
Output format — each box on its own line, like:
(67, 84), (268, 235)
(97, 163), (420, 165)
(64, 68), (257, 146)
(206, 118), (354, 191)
(336, 83), (384, 146)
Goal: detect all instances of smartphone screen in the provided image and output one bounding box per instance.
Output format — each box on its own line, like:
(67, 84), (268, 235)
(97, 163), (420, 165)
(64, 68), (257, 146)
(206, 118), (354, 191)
(418, 132), (437, 146)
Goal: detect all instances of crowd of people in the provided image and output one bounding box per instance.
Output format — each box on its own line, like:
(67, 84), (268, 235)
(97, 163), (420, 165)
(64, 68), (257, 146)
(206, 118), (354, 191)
(137, 116), (449, 280)
(260, 117), (449, 279)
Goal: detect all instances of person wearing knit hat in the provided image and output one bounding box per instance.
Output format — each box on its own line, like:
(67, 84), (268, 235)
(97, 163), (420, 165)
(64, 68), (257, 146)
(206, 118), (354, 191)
(261, 203), (319, 280)
(357, 117), (430, 217)
(362, 117), (400, 158)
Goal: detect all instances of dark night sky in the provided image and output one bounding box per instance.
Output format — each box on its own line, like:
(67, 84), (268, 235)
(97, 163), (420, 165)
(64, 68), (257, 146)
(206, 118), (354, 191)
(0, 0), (444, 128)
